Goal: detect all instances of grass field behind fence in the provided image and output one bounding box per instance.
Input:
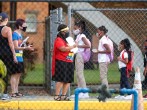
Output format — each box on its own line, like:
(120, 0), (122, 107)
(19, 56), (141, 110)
(23, 62), (120, 84)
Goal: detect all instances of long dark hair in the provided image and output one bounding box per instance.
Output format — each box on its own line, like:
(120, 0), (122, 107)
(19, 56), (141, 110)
(75, 20), (86, 33)
(120, 38), (132, 61)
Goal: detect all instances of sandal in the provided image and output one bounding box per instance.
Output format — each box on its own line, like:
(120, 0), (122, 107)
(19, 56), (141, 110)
(17, 92), (24, 97)
(61, 95), (71, 101)
(54, 95), (61, 101)
(11, 93), (20, 98)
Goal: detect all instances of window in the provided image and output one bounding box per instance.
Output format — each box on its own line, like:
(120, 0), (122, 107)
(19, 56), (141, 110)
(26, 13), (37, 33)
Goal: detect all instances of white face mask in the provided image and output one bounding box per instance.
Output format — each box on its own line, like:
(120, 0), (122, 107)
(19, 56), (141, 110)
(73, 29), (80, 35)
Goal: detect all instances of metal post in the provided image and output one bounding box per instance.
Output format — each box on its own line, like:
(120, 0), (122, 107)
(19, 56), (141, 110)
(58, 7), (63, 24)
(68, 4), (72, 36)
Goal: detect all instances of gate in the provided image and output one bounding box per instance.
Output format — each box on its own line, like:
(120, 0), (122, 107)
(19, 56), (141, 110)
(45, 8), (63, 95)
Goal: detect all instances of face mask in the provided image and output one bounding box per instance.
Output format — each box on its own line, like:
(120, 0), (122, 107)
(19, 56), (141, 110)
(73, 29), (80, 35)
(65, 32), (69, 38)
(144, 46), (147, 50)
(22, 27), (27, 32)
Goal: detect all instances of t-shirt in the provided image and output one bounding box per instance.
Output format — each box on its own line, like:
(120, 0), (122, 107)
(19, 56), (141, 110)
(54, 37), (74, 62)
(75, 33), (86, 53)
(118, 49), (128, 69)
(98, 35), (110, 63)
(144, 51), (147, 67)
(12, 32), (23, 62)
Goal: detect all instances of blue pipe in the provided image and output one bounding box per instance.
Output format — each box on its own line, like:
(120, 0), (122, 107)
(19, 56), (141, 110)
(120, 88), (138, 110)
(74, 88), (90, 110)
(74, 88), (138, 110)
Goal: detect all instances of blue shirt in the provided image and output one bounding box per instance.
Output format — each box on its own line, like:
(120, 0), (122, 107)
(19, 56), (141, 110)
(12, 32), (23, 62)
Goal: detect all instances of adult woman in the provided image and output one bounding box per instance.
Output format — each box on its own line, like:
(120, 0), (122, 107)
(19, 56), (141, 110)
(0, 12), (17, 100)
(52, 24), (77, 101)
(72, 20), (91, 98)
(11, 19), (34, 97)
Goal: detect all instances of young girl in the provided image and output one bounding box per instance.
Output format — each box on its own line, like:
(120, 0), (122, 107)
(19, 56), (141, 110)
(116, 38), (131, 99)
(71, 20), (91, 98)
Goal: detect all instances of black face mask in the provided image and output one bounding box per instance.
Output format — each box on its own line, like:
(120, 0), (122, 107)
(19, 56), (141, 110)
(144, 46), (147, 50)
(64, 32), (69, 38)
(22, 27), (27, 32)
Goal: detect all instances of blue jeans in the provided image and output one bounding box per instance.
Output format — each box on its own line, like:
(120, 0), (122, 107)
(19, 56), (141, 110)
(120, 67), (130, 95)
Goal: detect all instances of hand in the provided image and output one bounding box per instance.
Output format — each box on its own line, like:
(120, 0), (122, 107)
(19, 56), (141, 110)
(26, 45), (34, 51)
(13, 56), (18, 63)
(92, 49), (98, 53)
(117, 56), (121, 61)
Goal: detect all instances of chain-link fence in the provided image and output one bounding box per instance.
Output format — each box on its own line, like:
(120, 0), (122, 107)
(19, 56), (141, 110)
(0, 1), (147, 110)
(66, 3), (147, 94)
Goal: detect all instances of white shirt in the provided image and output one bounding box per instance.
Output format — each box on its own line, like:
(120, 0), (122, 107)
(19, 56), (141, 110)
(76, 33), (86, 53)
(98, 35), (110, 63)
(118, 50), (128, 69)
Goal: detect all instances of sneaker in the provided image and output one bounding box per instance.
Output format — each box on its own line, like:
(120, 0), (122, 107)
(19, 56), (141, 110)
(124, 95), (132, 100)
(114, 95), (125, 99)
(82, 93), (89, 98)
(1, 94), (11, 100)
(70, 93), (84, 98)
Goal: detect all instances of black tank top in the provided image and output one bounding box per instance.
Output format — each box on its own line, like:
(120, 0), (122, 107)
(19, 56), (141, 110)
(0, 26), (12, 56)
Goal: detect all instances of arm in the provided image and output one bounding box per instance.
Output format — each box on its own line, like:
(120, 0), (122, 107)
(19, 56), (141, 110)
(117, 52), (128, 64)
(59, 44), (77, 52)
(118, 57), (128, 64)
(13, 40), (33, 50)
(144, 64), (147, 76)
(6, 27), (17, 63)
(77, 37), (91, 48)
(98, 44), (111, 54)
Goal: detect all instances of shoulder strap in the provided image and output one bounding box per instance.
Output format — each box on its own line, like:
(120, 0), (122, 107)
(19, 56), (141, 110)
(122, 51), (125, 60)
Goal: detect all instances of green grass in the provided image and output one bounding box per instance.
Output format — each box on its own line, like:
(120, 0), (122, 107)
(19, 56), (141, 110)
(74, 62), (120, 84)
(23, 62), (120, 84)
(23, 64), (45, 84)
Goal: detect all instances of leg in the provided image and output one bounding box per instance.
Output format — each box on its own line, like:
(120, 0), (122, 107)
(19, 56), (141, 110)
(54, 82), (63, 101)
(15, 73), (21, 93)
(10, 74), (17, 94)
(61, 83), (70, 101)
(99, 62), (109, 88)
(62, 83), (70, 95)
(75, 53), (86, 88)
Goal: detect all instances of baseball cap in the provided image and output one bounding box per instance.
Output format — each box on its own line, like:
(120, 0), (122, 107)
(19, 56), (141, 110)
(0, 12), (8, 21)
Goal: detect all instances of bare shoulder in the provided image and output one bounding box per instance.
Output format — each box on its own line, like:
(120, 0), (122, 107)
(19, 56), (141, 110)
(1, 26), (12, 37)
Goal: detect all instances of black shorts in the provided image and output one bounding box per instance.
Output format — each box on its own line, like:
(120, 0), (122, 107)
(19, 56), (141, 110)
(0, 54), (16, 74)
(13, 62), (24, 74)
(52, 60), (74, 83)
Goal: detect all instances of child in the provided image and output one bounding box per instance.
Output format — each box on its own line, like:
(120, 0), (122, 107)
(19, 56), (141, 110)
(115, 38), (131, 99)
(143, 40), (147, 98)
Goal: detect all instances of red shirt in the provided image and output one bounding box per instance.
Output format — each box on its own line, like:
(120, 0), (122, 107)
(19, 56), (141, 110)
(52, 37), (74, 76)
(54, 37), (74, 62)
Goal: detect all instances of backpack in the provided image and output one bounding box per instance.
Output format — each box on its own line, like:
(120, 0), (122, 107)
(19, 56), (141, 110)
(0, 59), (7, 78)
(122, 50), (134, 78)
(106, 37), (114, 62)
(81, 38), (91, 63)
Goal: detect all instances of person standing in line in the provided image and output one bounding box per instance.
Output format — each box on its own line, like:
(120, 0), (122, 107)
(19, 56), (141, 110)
(71, 20), (91, 98)
(11, 19), (34, 97)
(0, 12), (18, 100)
(52, 24), (77, 101)
(142, 40), (147, 98)
(96, 26), (111, 88)
(115, 39), (131, 99)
